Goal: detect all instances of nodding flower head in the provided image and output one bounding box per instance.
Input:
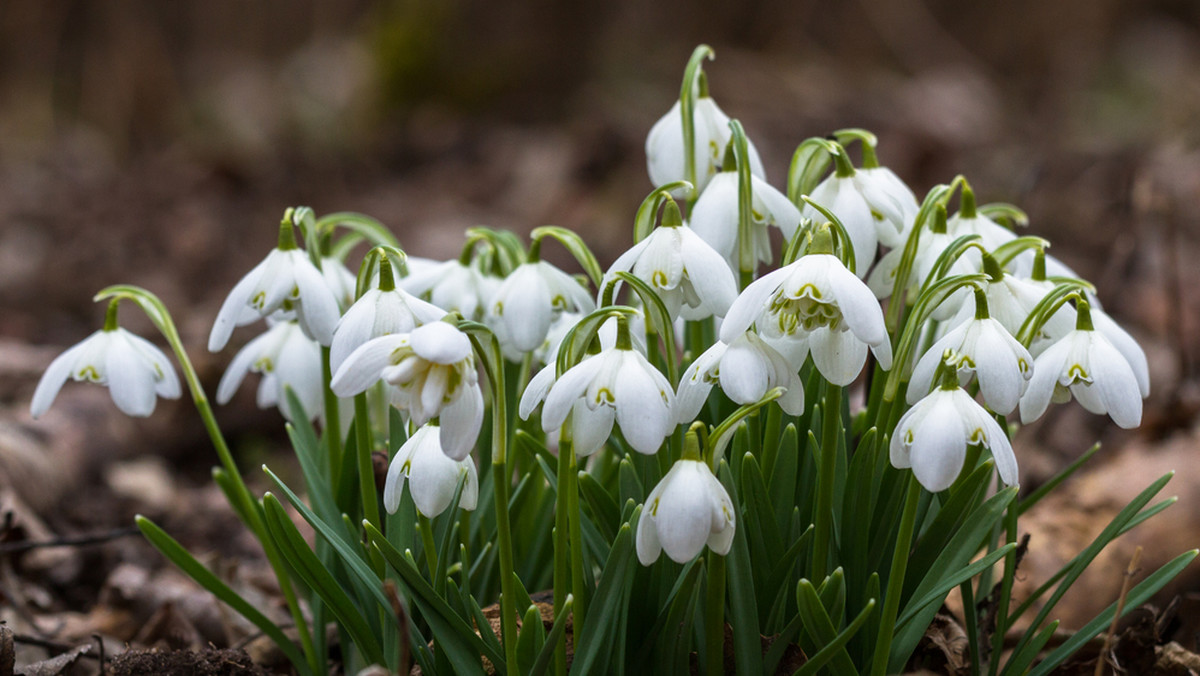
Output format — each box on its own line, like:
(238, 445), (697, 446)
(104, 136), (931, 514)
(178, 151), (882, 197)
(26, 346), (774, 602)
(636, 458), (735, 565)
(383, 424), (479, 518)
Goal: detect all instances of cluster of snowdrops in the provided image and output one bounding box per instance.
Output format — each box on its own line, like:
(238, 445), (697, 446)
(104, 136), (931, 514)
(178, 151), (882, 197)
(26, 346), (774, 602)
(31, 46), (1191, 676)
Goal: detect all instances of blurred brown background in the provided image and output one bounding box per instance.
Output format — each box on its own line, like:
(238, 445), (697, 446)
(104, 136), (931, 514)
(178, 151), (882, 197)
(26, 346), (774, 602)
(2, 0), (1200, 656)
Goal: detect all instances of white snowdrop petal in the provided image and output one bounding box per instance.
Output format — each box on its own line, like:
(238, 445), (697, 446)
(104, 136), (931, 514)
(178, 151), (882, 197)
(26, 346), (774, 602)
(614, 361), (673, 454)
(519, 364), (557, 420)
(720, 266), (791, 342)
(292, 255), (341, 346)
(571, 401), (616, 457)
(1020, 338), (1071, 424)
(31, 340), (90, 418)
(542, 357), (606, 431)
(330, 334), (410, 397)
(439, 385), (484, 461)
(105, 336), (159, 417)
(718, 341), (770, 404)
(751, 175), (803, 240)
(809, 328), (868, 386)
(679, 230), (738, 317)
(209, 258), (270, 352)
(1090, 336), (1143, 429)
(909, 403), (968, 492)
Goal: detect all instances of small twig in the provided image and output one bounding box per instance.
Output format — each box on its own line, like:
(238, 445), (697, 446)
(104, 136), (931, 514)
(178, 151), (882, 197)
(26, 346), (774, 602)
(0, 526), (140, 554)
(1093, 546), (1144, 676)
(93, 633), (106, 675)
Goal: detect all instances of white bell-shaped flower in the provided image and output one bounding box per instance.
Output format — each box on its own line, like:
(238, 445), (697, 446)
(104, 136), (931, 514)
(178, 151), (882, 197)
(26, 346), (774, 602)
(331, 321), (483, 460)
(329, 269), (447, 373)
(867, 206), (981, 314)
(689, 171), (802, 269)
(805, 170), (905, 277)
(402, 259), (500, 321)
(32, 323), (180, 419)
(320, 256), (359, 312)
(209, 224), (341, 351)
(383, 424), (479, 518)
(645, 97), (764, 195)
(891, 372), (1018, 492)
(857, 165), (920, 246)
(722, 250), (892, 386)
(604, 203), (738, 320)
(525, 320), (674, 456)
(908, 295), (1033, 415)
(216, 319), (325, 422)
(945, 262), (1074, 343)
(674, 331), (805, 423)
(636, 458), (735, 565)
(486, 261), (595, 356)
(1019, 301), (1145, 429)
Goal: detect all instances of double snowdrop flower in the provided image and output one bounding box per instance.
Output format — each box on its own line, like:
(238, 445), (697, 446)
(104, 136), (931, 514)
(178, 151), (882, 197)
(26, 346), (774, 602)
(331, 321), (483, 460)
(486, 261), (595, 356)
(636, 456), (735, 565)
(521, 318), (674, 456)
(645, 96), (764, 195)
(908, 294), (1033, 416)
(32, 316), (180, 419)
(722, 251), (892, 386)
(209, 221), (341, 352)
(383, 424), (479, 518)
(891, 359), (1018, 492)
(805, 168), (906, 276)
(603, 202), (738, 320)
(329, 267), (447, 373)
(217, 319), (326, 423)
(689, 169), (802, 269)
(675, 331), (805, 424)
(1019, 300), (1147, 429)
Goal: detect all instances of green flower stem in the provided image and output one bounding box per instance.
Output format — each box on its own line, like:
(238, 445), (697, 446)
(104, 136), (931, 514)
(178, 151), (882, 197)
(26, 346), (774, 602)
(987, 504), (1020, 676)
(811, 384), (842, 582)
(418, 514), (438, 584)
(705, 552), (726, 676)
(354, 393), (381, 544)
(96, 286), (319, 675)
(869, 474), (922, 676)
(680, 45), (715, 202)
(565, 437), (588, 642)
(553, 435), (572, 676)
(960, 579), (982, 676)
(321, 348), (343, 489)
(729, 119), (755, 279)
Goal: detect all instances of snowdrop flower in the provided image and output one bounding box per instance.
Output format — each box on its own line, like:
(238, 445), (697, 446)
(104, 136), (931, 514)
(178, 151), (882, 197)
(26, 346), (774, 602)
(332, 321), (483, 460)
(645, 96), (764, 195)
(524, 318), (674, 456)
(689, 170), (802, 269)
(383, 424), (479, 518)
(320, 256), (359, 312)
(32, 309), (180, 418)
(675, 331), (805, 423)
(487, 261), (595, 356)
(330, 258), (446, 373)
(908, 292), (1033, 415)
(722, 248), (892, 386)
(636, 456), (735, 565)
(867, 206), (981, 313)
(402, 259), (500, 321)
(805, 165), (906, 276)
(604, 201), (738, 320)
(217, 319), (325, 422)
(946, 256), (1074, 342)
(857, 165), (919, 245)
(1019, 300), (1145, 429)
(209, 221), (340, 351)
(891, 365), (1018, 492)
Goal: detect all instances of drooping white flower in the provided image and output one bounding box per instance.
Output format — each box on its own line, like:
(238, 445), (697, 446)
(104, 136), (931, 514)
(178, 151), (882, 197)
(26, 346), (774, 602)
(32, 327), (181, 418)
(804, 171), (906, 277)
(674, 331), (805, 423)
(209, 244), (341, 351)
(891, 384), (1018, 492)
(689, 171), (802, 269)
(329, 285), (446, 373)
(645, 97), (765, 195)
(401, 259), (500, 321)
(526, 334), (674, 456)
(603, 214), (738, 320)
(867, 207), (982, 311)
(533, 311), (646, 368)
(722, 252), (892, 385)
(320, 256), (359, 312)
(331, 322), (483, 459)
(857, 165), (920, 246)
(486, 261), (595, 356)
(636, 459), (735, 565)
(946, 266), (1074, 343)
(383, 424), (479, 518)
(908, 315), (1033, 415)
(216, 319), (325, 422)
(1019, 303), (1145, 429)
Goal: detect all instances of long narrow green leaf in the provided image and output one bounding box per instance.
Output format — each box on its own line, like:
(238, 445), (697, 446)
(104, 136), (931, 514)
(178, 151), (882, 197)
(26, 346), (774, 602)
(530, 595), (574, 676)
(1018, 443), (1101, 515)
(261, 495), (386, 667)
(136, 517), (312, 676)
(895, 543), (1016, 629)
(795, 579), (857, 676)
(718, 461), (764, 676)
(365, 522), (504, 672)
(1003, 620), (1059, 675)
(793, 599), (876, 676)
(1027, 550), (1197, 676)
(571, 519), (638, 675)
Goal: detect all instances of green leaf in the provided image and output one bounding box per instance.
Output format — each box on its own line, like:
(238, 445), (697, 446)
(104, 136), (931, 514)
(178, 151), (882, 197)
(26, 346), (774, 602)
(793, 598), (876, 676)
(365, 522), (501, 673)
(260, 495), (387, 667)
(633, 184), (693, 243)
(570, 518), (638, 675)
(530, 595), (574, 676)
(531, 225), (604, 288)
(787, 137), (835, 203)
(1018, 443), (1101, 515)
(977, 202), (1029, 228)
(717, 462), (764, 676)
(1003, 620), (1059, 675)
(136, 516), (312, 676)
(895, 543), (1015, 630)
(517, 604), (546, 670)
(795, 579), (857, 676)
(578, 471), (620, 543)
(1027, 550), (1197, 676)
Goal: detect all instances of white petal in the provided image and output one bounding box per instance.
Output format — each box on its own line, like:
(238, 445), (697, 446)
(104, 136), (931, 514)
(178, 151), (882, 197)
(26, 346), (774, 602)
(330, 334), (409, 397)
(823, 259), (887, 348)
(720, 266), (791, 342)
(542, 356), (606, 431)
(718, 341), (770, 404)
(674, 342), (725, 424)
(909, 398), (968, 492)
(636, 506), (663, 566)
(809, 328), (868, 386)
(106, 336), (159, 416)
(439, 384), (484, 460)
(1094, 310), (1150, 398)
(409, 432), (468, 517)
(292, 254), (341, 346)
(679, 228), (738, 317)
(30, 339), (89, 418)
(571, 402), (616, 457)
(615, 354), (674, 455)
(519, 363), (557, 420)
(209, 256), (270, 351)
(655, 463), (716, 563)
(1019, 337), (1071, 424)
(751, 175), (803, 241)
(411, 322), (472, 364)
(1089, 334), (1143, 429)
(972, 324), (1030, 415)
(330, 291), (381, 373)
(689, 173), (740, 261)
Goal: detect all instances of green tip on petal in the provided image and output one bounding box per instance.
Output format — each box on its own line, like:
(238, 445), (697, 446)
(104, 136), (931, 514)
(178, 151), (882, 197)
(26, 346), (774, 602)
(661, 199), (683, 228)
